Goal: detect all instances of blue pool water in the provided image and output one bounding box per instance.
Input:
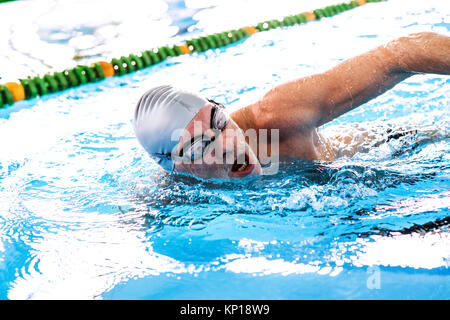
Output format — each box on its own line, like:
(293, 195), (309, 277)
(0, 0), (449, 299)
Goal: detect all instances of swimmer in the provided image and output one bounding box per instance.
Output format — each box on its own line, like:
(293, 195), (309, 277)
(133, 32), (450, 179)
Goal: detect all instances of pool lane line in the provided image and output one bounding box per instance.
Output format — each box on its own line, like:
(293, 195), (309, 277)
(0, 0), (383, 109)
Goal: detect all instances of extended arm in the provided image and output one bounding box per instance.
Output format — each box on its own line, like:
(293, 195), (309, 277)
(234, 32), (450, 133)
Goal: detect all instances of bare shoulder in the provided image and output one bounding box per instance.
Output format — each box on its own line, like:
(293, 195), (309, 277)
(250, 79), (325, 132)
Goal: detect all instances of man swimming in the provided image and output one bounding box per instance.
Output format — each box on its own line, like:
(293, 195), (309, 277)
(133, 32), (450, 179)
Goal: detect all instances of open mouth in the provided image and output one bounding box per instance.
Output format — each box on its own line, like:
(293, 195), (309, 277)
(229, 153), (254, 178)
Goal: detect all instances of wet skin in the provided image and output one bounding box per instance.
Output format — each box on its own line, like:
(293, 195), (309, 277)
(174, 32), (450, 178)
(173, 103), (262, 179)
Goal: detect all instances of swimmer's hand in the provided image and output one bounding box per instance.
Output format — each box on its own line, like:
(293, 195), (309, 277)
(238, 32), (450, 132)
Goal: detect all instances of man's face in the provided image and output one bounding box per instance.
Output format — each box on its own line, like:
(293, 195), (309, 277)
(173, 102), (262, 179)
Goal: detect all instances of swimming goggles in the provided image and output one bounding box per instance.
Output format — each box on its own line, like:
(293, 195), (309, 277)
(177, 99), (230, 162)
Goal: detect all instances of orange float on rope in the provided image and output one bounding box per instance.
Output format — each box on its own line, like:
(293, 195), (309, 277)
(97, 61), (115, 77)
(304, 11), (316, 21)
(357, 0), (367, 5)
(243, 26), (258, 35)
(5, 82), (25, 102)
(178, 44), (192, 54)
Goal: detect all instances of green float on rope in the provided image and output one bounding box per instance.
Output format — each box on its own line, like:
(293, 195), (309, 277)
(3, 85), (14, 105)
(81, 65), (97, 82)
(53, 72), (69, 90)
(43, 74), (59, 93)
(154, 48), (167, 61)
(129, 54), (144, 70)
(139, 51), (152, 67)
(92, 63), (105, 80)
(120, 56), (135, 73)
(72, 66), (88, 85)
(32, 77), (48, 96)
(63, 69), (79, 87)
(172, 45), (182, 56)
(0, 85), (14, 107)
(111, 58), (126, 76)
(147, 50), (160, 64)
(19, 79), (38, 99)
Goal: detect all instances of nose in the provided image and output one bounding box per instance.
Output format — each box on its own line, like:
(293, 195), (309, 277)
(201, 129), (235, 167)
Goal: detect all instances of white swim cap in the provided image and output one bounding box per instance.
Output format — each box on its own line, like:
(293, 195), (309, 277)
(133, 85), (208, 171)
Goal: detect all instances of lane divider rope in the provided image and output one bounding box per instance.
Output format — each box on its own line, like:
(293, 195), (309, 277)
(0, 0), (383, 109)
